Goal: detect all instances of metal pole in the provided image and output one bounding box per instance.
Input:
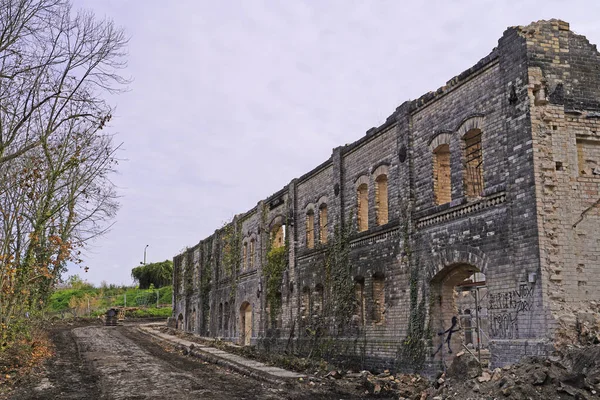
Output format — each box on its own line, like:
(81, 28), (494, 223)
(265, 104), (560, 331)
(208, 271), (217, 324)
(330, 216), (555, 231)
(124, 293), (127, 308)
(144, 244), (149, 265)
(441, 326), (446, 374)
(474, 287), (482, 363)
(156, 290), (159, 308)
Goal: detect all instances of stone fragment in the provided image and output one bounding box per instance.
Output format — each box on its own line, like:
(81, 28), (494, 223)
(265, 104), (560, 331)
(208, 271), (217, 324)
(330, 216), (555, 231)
(478, 371), (491, 382)
(532, 369), (547, 385)
(373, 383), (381, 394)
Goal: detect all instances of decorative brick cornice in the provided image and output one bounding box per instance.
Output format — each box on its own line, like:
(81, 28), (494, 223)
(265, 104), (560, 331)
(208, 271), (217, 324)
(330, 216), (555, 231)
(350, 226), (400, 249)
(416, 192), (507, 229)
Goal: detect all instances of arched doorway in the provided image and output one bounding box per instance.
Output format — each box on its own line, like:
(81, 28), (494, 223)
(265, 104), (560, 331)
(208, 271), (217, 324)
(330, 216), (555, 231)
(430, 263), (488, 364)
(177, 313), (184, 330)
(240, 302), (252, 346)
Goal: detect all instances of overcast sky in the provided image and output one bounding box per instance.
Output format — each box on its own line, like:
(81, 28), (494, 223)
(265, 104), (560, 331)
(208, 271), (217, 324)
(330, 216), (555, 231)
(69, 0), (600, 286)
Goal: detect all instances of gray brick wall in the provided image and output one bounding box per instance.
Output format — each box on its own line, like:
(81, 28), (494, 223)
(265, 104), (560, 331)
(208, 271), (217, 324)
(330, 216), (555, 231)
(172, 19), (600, 374)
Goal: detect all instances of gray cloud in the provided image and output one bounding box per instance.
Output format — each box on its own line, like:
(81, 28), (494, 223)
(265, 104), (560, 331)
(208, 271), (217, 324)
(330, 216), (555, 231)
(70, 0), (600, 285)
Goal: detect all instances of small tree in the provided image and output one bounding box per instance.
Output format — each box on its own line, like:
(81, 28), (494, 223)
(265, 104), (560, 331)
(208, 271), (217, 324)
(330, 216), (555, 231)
(131, 260), (173, 289)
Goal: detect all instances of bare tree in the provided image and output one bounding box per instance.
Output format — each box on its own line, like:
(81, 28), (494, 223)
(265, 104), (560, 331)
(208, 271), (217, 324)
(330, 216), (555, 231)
(0, 0), (127, 344)
(0, 0), (128, 164)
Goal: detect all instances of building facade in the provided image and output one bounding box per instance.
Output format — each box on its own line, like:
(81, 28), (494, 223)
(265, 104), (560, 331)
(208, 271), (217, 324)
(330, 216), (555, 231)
(172, 20), (600, 373)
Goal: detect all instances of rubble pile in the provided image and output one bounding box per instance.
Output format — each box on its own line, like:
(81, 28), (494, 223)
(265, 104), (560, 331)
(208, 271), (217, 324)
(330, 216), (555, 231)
(316, 369), (429, 398)
(154, 326), (600, 399)
(428, 347), (600, 400)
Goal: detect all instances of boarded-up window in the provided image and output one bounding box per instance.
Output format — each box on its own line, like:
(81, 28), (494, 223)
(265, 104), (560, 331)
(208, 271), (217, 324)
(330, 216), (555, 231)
(577, 137), (600, 176)
(357, 183), (369, 232)
(433, 144), (452, 205)
(272, 224), (284, 248)
(372, 274), (385, 324)
(306, 210), (315, 249)
(464, 129), (484, 198)
(319, 204), (328, 244)
(249, 239), (255, 268)
(375, 175), (388, 225)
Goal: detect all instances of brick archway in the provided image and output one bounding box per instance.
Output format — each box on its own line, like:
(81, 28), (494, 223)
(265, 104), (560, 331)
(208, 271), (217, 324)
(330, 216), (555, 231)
(428, 246), (489, 282)
(429, 246), (489, 364)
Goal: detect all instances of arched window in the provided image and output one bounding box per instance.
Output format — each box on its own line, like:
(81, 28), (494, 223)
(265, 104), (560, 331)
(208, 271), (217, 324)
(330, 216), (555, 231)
(242, 241), (248, 270)
(306, 210), (315, 249)
(249, 239), (255, 268)
(433, 144), (452, 205)
(372, 273), (385, 324)
(318, 204), (328, 244)
(272, 224), (284, 248)
(375, 175), (388, 225)
(463, 129), (483, 198)
(357, 183), (369, 232)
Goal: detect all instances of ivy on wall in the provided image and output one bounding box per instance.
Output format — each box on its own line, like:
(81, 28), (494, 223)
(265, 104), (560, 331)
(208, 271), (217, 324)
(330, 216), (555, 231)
(200, 238), (213, 335)
(398, 206), (429, 372)
(221, 219), (242, 301)
(264, 245), (286, 325)
(324, 218), (355, 335)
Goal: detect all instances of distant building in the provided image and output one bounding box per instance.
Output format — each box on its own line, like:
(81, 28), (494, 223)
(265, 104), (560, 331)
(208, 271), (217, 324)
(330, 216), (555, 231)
(172, 20), (600, 373)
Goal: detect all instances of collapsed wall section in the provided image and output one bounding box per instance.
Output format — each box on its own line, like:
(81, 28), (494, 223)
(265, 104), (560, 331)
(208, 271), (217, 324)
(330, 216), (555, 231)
(525, 20), (600, 347)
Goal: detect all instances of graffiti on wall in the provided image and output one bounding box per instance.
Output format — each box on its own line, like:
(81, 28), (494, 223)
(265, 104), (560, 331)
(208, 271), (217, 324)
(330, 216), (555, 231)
(489, 283), (535, 339)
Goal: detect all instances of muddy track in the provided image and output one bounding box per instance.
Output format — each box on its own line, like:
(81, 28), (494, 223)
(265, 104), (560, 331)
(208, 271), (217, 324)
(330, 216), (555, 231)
(7, 327), (102, 400)
(6, 323), (364, 400)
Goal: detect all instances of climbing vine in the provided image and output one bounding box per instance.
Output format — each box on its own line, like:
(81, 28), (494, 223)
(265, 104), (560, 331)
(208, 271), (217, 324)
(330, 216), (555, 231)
(200, 238), (213, 335)
(264, 244), (286, 325)
(323, 216), (355, 335)
(184, 250), (194, 297)
(398, 205), (429, 371)
(221, 219), (242, 301)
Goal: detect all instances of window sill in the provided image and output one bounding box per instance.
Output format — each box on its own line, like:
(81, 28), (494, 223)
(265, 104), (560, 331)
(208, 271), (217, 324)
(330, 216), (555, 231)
(238, 269), (258, 279)
(350, 219), (399, 240)
(416, 183), (506, 221)
(297, 246), (327, 260)
(416, 189), (507, 229)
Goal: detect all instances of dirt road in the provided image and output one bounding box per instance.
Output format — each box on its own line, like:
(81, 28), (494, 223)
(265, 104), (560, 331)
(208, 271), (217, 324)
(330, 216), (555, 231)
(7, 323), (364, 400)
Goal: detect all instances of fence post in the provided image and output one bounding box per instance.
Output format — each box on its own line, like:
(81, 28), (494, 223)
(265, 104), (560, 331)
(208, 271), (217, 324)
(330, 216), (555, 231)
(156, 290), (159, 308)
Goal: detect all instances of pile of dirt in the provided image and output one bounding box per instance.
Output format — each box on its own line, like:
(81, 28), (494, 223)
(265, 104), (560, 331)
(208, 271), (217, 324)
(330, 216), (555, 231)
(428, 347), (600, 400)
(340, 370), (429, 398)
(554, 302), (600, 349)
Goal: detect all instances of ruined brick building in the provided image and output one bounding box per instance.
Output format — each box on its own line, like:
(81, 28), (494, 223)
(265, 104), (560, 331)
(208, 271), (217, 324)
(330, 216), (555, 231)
(172, 20), (600, 372)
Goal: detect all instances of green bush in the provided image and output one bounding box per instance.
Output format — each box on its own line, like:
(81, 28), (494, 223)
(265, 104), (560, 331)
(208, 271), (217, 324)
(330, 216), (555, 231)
(47, 286), (173, 313)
